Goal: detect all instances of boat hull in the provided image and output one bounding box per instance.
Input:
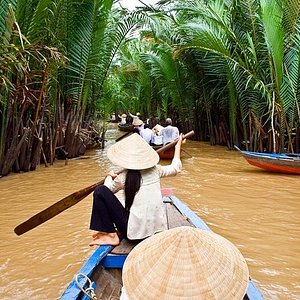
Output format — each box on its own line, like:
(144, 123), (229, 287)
(118, 124), (133, 132)
(152, 145), (175, 159)
(241, 151), (300, 175)
(60, 195), (264, 300)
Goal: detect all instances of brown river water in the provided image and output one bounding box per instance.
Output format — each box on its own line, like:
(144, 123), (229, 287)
(0, 124), (299, 300)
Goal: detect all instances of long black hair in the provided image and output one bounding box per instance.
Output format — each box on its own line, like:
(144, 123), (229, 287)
(125, 169), (142, 211)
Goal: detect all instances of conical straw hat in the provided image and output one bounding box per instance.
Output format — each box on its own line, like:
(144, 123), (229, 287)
(132, 118), (143, 126)
(121, 113), (127, 118)
(107, 133), (159, 170)
(123, 226), (249, 300)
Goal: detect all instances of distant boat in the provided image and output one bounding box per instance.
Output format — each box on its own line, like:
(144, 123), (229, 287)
(118, 123), (133, 132)
(235, 146), (300, 175)
(152, 130), (195, 160)
(152, 144), (175, 159)
(60, 192), (264, 300)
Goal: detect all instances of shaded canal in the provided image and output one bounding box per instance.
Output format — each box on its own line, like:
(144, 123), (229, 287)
(0, 124), (299, 299)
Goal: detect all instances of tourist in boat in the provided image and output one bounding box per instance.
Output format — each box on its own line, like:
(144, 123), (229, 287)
(132, 118), (144, 134)
(151, 119), (164, 146)
(110, 113), (116, 122)
(152, 118), (164, 136)
(120, 226), (249, 300)
(160, 117), (179, 145)
(118, 113), (127, 125)
(152, 134), (163, 146)
(89, 133), (184, 246)
(140, 124), (154, 144)
(129, 111), (141, 121)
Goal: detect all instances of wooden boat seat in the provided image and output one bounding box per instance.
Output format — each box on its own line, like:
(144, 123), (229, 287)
(165, 200), (194, 228)
(110, 200), (194, 256)
(111, 239), (139, 255)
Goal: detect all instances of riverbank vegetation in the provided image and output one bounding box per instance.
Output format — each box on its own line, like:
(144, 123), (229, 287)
(0, 0), (299, 176)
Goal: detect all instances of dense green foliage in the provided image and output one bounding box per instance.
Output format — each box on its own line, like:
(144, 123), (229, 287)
(104, 0), (300, 153)
(0, 0), (299, 176)
(0, 0), (138, 175)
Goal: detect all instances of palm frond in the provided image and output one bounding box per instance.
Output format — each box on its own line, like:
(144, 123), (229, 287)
(26, 0), (56, 43)
(0, 0), (15, 37)
(260, 0), (284, 88)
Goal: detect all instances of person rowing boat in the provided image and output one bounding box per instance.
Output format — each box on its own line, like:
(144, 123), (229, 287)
(89, 133), (185, 246)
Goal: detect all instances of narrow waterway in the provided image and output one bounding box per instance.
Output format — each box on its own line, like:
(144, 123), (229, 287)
(0, 125), (299, 299)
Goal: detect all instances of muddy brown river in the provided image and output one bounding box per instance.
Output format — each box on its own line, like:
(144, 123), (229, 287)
(0, 125), (299, 299)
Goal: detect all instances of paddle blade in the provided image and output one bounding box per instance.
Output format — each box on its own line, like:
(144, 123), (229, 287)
(14, 180), (103, 236)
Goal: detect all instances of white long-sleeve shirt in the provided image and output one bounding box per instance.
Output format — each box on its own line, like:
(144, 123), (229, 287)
(160, 125), (179, 145)
(104, 157), (182, 240)
(140, 128), (154, 144)
(118, 115), (127, 124)
(129, 112), (138, 120)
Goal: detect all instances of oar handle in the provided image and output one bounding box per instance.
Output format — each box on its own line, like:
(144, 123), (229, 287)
(156, 130), (195, 154)
(14, 179), (105, 236)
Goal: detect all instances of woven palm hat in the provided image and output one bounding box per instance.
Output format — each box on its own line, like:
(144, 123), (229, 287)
(107, 133), (159, 170)
(132, 118), (143, 126)
(121, 113), (127, 118)
(122, 226), (249, 300)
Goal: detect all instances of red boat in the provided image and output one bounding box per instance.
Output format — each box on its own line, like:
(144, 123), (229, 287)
(236, 146), (300, 175)
(153, 131), (195, 160)
(152, 144), (175, 159)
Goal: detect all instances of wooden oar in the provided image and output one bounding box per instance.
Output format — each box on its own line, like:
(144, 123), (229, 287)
(14, 180), (107, 236)
(156, 130), (195, 155)
(14, 130), (194, 236)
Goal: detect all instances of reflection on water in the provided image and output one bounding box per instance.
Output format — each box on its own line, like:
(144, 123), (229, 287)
(0, 124), (299, 299)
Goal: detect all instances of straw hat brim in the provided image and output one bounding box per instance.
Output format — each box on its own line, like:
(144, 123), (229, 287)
(123, 226), (249, 300)
(107, 133), (159, 170)
(132, 119), (143, 126)
(121, 114), (127, 118)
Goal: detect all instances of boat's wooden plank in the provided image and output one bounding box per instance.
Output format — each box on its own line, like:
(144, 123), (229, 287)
(111, 201), (193, 255)
(165, 201), (194, 228)
(111, 238), (139, 255)
(92, 266), (122, 300)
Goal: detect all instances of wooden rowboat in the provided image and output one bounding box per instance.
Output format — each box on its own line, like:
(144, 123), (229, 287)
(235, 146), (300, 175)
(118, 123), (133, 132)
(153, 130), (195, 160)
(60, 192), (264, 300)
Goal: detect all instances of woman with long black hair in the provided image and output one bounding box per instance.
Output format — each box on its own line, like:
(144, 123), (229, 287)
(89, 133), (184, 246)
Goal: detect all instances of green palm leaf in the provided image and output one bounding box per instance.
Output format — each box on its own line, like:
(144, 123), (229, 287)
(0, 0), (17, 35)
(260, 0), (284, 89)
